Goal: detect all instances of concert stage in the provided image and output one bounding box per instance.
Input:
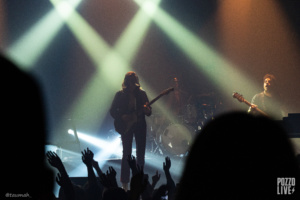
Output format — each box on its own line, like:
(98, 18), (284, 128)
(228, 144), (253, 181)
(3, 0), (300, 198)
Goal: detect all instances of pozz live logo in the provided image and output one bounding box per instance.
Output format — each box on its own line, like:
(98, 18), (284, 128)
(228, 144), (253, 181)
(277, 178), (295, 195)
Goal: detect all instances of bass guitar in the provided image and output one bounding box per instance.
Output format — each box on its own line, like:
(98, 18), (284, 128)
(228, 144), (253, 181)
(114, 87), (174, 135)
(232, 92), (268, 117)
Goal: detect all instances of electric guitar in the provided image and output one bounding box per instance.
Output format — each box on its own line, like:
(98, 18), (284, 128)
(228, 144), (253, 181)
(114, 87), (174, 135)
(232, 92), (269, 117)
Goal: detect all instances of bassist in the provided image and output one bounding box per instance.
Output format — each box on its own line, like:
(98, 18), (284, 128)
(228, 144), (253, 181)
(110, 71), (151, 191)
(248, 74), (284, 119)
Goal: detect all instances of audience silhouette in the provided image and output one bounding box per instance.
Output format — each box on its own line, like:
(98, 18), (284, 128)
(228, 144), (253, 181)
(1, 53), (54, 199)
(176, 112), (300, 200)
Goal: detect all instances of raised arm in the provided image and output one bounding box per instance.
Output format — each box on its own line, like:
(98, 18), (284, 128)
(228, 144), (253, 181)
(46, 151), (67, 175)
(55, 172), (75, 200)
(163, 156), (175, 200)
(81, 148), (98, 188)
(127, 155), (139, 176)
(151, 170), (161, 189)
(46, 151), (74, 200)
(129, 169), (148, 200)
(99, 166), (118, 191)
(92, 159), (104, 177)
(106, 166), (119, 188)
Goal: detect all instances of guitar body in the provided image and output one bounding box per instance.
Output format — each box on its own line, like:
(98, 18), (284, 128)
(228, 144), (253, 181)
(114, 118), (127, 135)
(114, 112), (138, 135)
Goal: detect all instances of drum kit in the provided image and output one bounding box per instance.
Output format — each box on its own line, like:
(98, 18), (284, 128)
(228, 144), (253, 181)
(148, 92), (220, 157)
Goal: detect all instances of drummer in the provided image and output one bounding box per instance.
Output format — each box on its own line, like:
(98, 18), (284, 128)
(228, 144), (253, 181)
(166, 77), (189, 118)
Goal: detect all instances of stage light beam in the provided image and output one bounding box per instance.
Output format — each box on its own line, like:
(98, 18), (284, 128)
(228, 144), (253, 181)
(134, 2), (262, 107)
(50, 0), (111, 67)
(68, 129), (121, 151)
(114, 0), (161, 66)
(51, 0), (161, 134)
(6, 0), (82, 71)
(67, 130), (122, 176)
(50, 0), (118, 133)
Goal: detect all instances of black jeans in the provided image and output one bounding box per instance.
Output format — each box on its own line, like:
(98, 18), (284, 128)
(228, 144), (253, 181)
(120, 124), (146, 183)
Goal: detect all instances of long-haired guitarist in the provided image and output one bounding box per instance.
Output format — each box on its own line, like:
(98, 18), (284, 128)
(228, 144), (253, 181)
(110, 71), (151, 191)
(248, 74), (284, 119)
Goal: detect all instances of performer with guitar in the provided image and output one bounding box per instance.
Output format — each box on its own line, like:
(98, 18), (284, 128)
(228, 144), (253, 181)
(248, 74), (284, 119)
(110, 71), (151, 191)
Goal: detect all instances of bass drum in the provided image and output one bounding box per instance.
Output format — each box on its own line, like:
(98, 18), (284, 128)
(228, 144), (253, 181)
(160, 123), (196, 156)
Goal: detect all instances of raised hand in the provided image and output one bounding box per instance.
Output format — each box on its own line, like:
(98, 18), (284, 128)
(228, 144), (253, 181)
(99, 173), (111, 188)
(163, 157), (175, 199)
(107, 166), (117, 178)
(127, 155), (138, 175)
(106, 166), (118, 188)
(127, 155), (136, 168)
(46, 151), (64, 170)
(152, 170), (161, 187)
(163, 156), (171, 172)
(130, 169), (148, 200)
(81, 148), (94, 166)
(99, 166), (118, 188)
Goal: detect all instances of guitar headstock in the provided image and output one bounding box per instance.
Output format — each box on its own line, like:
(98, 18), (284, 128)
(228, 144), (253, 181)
(162, 87), (174, 95)
(232, 92), (245, 103)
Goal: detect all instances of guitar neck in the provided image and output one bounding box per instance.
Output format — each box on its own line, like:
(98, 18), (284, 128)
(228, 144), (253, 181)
(149, 93), (164, 106)
(253, 107), (269, 117)
(242, 99), (252, 107)
(233, 92), (269, 117)
(243, 99), (268, 117)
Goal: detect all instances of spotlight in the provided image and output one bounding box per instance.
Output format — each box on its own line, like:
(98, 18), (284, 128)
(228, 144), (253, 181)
(67, 130), (122, 176)
(68, 129), (122, 156)
(68, 129), (74, 135)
